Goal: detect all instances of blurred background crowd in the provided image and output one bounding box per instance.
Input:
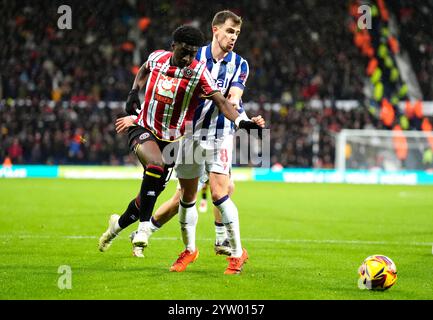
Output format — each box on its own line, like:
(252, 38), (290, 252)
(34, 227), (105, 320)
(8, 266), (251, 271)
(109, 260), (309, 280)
(1, 0), (432, 167)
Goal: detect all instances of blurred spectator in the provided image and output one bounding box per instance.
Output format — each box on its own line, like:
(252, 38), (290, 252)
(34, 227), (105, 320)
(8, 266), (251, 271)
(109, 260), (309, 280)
(7, 138), (23, 164)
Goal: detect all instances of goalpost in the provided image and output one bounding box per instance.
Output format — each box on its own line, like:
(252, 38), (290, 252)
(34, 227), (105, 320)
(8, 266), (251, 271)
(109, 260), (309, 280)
(335, 129), (433, 172)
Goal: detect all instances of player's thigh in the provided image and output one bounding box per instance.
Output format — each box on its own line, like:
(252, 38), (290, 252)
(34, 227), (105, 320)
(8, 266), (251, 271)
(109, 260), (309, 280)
(175, 138), (205, 179)
(175, 163), (205, 180)
(135, 140), (164, 167)
(206, 136), (233, 200)
(128, 126), (164, 167)
(205, 135), (233, 177)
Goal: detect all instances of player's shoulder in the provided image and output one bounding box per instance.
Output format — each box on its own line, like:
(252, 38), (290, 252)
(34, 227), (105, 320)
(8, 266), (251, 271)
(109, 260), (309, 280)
(190, 59), (208, 73)
(147, 50), (171, 62)
(199, 45), (209, 52)
(231, 51), (248, 65)
(195, 45), (210, 63)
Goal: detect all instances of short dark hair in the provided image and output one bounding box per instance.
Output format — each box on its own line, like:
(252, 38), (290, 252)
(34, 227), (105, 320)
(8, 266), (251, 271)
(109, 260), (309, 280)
(212, 10), (242, 26)
(172, 25), (205, 47)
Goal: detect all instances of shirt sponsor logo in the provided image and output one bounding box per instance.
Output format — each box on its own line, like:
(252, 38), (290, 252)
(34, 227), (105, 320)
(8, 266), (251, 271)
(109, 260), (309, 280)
(155, 75), (178, 104)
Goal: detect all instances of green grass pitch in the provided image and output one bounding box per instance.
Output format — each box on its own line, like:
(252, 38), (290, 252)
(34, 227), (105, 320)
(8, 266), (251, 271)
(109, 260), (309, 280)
(1, 178), (433, 300)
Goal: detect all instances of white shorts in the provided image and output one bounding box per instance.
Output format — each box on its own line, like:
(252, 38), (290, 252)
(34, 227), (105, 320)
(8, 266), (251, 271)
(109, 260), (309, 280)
(176, 173), (209, 191)
(175, 135), (233, 179)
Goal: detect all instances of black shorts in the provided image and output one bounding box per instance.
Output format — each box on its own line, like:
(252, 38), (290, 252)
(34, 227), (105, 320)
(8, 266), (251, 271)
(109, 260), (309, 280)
(127, 125), (171, 154)
(128, 126), (179, 168)
(127, 126), (177, 186)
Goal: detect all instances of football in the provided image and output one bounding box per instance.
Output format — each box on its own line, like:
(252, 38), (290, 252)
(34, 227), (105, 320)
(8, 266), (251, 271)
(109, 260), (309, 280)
(358, 255), (397, 290)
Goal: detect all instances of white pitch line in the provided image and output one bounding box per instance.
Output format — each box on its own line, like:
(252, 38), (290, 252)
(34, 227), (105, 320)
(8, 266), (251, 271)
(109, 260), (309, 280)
(0, 234), (431, 246)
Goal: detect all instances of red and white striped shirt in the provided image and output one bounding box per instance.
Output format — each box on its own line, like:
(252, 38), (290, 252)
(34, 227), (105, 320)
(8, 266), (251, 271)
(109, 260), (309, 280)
(135, 50), (219, 141)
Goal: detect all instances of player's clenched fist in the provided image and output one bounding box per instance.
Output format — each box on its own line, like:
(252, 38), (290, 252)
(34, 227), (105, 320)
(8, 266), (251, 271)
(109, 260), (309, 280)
(251, 115), (265, 128)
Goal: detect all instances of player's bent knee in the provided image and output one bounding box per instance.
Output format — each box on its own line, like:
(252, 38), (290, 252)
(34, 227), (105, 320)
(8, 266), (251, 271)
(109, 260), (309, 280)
(181, 189), (197, 203)
(147, 161), (164, 170)
(228, 181), (235, 196)
(135, 144), (162, 167)
(211, 190), (226, 202)
(144, 163), (164, 179)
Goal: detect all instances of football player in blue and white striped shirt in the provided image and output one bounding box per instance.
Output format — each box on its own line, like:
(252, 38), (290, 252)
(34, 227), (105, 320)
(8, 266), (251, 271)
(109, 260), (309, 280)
(162, 11), (264, 274)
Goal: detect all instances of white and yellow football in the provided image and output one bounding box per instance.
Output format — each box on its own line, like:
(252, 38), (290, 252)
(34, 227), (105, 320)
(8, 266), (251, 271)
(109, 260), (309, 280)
(358, 255), (397, 290)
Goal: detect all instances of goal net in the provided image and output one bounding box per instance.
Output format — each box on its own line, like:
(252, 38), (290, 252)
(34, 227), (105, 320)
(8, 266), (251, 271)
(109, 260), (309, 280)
(335, 129), (433, 171)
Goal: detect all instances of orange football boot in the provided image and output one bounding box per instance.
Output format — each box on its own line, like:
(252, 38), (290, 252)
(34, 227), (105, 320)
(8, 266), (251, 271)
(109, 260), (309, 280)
(169, 249), (199, 272)
(224, 248), (248, 274)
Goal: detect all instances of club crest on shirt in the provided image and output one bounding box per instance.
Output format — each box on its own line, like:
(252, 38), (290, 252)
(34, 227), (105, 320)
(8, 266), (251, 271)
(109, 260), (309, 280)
(182, 67), (194, 78)
(139, 132), (150, 140)
(226, 62), (235, 74)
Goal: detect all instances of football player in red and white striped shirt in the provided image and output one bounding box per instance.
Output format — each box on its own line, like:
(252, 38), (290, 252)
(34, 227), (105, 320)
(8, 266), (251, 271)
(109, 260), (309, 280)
(133, 47), (219, 141)
(99, 25), (263, 253)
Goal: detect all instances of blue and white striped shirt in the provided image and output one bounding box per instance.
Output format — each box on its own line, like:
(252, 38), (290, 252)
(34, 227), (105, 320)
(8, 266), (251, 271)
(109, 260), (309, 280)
(192, 44), (249, 140)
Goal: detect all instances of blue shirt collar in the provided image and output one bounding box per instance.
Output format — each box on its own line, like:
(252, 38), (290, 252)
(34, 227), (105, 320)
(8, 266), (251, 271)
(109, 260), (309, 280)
(205, 44), (233, 64)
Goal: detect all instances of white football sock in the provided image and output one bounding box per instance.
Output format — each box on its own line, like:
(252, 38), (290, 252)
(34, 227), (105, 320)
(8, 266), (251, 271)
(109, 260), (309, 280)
(149, 217), (160, 233)
(179, 199), (198, 253)
(138, 221), (151, 234)
(214, 223), (227, 244)
(113, 222), (122, 234)
(214, 196), (242, 257)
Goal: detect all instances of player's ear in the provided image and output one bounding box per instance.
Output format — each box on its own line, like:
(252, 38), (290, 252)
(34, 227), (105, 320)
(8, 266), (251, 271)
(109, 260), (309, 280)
(171, 42), (176, 50)
(212, 25), (218, 34)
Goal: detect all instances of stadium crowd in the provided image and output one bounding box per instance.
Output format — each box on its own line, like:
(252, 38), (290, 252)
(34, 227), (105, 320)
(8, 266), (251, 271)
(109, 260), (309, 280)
(0, 99), (378, 167)
(392, 0), (433, 100)
(0, 0), (365, 102)
(0, 0), (431, 167)
(0, 101), (130, 165)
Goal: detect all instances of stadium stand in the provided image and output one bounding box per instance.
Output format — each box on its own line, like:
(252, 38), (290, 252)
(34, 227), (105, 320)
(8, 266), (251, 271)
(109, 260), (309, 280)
(0, 0), (432, 167)
(392, 0), (433, 100)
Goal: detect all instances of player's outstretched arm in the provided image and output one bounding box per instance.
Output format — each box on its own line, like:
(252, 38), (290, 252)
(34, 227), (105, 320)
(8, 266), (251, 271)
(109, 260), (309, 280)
(132, 64), (150, 91)
(210, 92), (265, 132)
(227, 88), (265, 127)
